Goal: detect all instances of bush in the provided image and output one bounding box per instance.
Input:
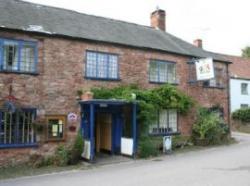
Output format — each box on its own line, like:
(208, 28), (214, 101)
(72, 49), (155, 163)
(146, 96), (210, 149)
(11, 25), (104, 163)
(192, 108), (229, 145)
(68, 131), (84, 165)
(53, 145), (70, 166)
(232, 108), (250, 123)
(138, 137), (159, 158)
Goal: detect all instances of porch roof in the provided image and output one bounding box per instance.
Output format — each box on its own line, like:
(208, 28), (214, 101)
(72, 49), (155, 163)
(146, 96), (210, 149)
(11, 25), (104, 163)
(79, 99), (135, 106)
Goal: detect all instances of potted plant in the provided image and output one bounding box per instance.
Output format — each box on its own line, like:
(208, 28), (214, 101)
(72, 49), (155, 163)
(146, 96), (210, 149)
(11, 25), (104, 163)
(76, 89), (83, 100)
(77, 89), (93, 101)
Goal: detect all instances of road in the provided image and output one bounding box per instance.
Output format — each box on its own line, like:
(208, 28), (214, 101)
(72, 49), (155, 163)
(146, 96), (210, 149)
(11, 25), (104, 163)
(1, 132), (250, 186)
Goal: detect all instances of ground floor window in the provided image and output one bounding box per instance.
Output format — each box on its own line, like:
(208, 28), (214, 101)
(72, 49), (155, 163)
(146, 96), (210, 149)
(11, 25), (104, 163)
(46, 115), (66, 141)
(149, 109), (178, 135)
(0, 109), (36, 147)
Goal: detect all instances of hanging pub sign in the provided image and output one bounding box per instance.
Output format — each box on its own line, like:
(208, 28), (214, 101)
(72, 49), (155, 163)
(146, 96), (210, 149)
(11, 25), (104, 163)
(195, 58), (215, 81)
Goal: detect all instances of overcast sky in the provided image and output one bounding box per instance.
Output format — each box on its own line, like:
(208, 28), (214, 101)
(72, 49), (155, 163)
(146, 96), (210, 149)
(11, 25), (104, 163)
(24, 0), (250, 56)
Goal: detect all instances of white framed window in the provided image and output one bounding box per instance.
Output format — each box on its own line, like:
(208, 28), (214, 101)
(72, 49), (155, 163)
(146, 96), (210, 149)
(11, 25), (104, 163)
(241, 83), (248, 95)
(149, 109), (178, 135)
(149, 60), (176, 84)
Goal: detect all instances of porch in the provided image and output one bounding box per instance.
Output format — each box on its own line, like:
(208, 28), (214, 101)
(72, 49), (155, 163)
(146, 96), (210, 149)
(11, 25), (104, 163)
(79, 99), (138, 161)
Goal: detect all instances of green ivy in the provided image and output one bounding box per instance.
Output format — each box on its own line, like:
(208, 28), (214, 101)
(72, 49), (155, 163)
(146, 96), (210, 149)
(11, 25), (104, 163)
(91, 84), (194, 137)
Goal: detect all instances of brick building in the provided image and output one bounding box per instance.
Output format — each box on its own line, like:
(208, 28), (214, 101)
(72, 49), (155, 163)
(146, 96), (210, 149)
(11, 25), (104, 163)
(0, 0), (231, 165)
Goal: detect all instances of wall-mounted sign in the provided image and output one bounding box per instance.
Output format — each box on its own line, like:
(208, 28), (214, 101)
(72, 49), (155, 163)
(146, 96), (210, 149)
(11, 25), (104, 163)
(195, 58), (214, 81)
(163, 136), (172, 153)
(67, 112), (78, 123)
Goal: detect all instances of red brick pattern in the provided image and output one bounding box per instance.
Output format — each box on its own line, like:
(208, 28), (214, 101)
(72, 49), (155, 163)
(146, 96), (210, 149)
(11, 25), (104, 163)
(0, 31), (230, 166)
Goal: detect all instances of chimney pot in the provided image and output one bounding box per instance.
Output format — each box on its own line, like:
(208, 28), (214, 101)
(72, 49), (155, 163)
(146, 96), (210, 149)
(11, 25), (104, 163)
(193, 39), (203, 48)
(150, 9), (166, 31)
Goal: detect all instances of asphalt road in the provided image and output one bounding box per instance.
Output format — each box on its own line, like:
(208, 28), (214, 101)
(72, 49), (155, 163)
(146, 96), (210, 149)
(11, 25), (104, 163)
(1, 132), (250, 186)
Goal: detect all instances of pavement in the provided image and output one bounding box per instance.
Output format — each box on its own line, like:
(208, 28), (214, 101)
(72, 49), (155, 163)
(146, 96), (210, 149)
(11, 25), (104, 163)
(1, 132), (250, 186)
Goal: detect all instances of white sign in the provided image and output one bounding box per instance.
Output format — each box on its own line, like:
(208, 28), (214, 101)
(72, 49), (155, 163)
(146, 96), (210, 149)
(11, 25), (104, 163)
(163, 136), (172, 153)
(82, 140), (91, 160)
(195, 58), (214, 81)
(121, 137), (134, 156)
(67, 112), (78, 123)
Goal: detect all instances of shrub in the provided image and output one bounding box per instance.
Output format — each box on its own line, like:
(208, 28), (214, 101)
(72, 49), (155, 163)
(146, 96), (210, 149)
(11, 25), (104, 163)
(68, 131), (84, 165)
(232, 108), (250, 123)
(138, 137), (159, 158)
(53, 145), (70, 166)
(192, 108), (229, 145)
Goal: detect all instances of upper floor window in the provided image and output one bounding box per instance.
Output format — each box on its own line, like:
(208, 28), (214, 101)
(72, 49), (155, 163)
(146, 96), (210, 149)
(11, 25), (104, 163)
(149, 60), (176, 84)
(85, 51), (119, 80)
(0, 38), (38, 73)
(0, 108), (36, 148)
(149, 109), (178, 135)
(203, 68), (224, 88)
(241, 83), (248, 95)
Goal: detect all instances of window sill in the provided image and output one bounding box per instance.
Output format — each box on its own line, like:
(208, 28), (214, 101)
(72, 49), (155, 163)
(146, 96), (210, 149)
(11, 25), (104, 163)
(149, 132), (180, 136)
(0, 70), (39, 76)
(202, 85), (225, 89)
(0, 143), (38, 149)
(84, 76), (121, 81)
(149, 81), (179, 86)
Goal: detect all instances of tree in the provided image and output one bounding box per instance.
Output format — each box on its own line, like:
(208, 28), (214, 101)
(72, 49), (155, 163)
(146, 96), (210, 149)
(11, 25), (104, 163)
(242, 46), (250, 58)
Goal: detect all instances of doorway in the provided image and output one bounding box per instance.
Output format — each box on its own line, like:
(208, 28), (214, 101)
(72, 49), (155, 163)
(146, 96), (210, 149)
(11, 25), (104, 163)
(95, 113), (112, 153)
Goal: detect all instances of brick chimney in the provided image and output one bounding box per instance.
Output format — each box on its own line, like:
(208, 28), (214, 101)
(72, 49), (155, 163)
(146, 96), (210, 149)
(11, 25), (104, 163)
(150, 9), (166, 31)
(193, 39), (203, 48)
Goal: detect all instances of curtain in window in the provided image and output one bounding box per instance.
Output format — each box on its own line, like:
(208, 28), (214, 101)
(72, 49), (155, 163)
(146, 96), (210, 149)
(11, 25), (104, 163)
(3, 41), (19, 71)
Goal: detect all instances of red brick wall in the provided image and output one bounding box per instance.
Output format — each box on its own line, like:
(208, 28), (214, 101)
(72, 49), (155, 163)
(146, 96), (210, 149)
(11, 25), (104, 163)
(0, 31), (230, 166)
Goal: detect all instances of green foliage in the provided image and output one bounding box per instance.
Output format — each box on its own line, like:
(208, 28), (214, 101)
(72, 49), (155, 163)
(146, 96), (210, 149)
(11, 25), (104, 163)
(138, 137), (159, 158)
(92, 84), (194, 137)
(68, 131), (84, 165)
(232, 108), (250, 122)
(242, 46), (250, 58)
(192, 108), (229, 145)
(172, 136), (192, 149)
(30, 132), (84, 167)
(53, 145), (70, 166)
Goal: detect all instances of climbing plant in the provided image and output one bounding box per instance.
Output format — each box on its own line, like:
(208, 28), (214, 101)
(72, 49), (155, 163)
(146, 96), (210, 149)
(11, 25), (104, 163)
(91, 84), (194, 137)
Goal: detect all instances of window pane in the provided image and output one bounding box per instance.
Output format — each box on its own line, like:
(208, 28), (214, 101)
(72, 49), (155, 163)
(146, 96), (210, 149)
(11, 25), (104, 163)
(149, 62), (158, 82)
(168, 109), (177, 132)
(47, 117), (65, 140)
(241, 83), (248, 95)
(86, 52), (119, 79)
(0, 111), (35, 145)
(108, 55), (118, 78)
(86, 52), (97, 77)
(20, 44), (35, 72)
(159, 110), (168, 133)
(158, 63), (167, 82)
(3, 41), (19, 71)
(97, 53), (108, 78)
(167, 64), (176, 83)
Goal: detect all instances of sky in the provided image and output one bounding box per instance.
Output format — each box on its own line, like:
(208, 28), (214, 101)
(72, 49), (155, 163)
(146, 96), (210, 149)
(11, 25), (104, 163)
(24, 0), (250, 56)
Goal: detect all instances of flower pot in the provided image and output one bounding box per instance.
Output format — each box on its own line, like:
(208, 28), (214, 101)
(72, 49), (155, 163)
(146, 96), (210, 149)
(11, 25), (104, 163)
(81, 91), (93, 101)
